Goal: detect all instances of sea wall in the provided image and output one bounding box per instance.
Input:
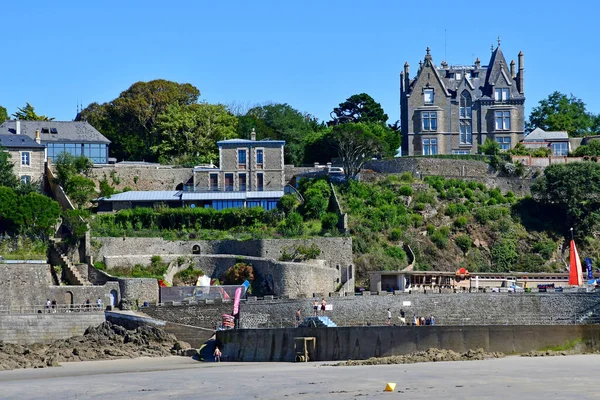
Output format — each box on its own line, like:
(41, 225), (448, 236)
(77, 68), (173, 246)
(0, 314), (106, 345)
(217, 324), (600, 362)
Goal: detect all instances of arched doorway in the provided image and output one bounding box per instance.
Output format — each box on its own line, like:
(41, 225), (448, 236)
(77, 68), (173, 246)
(65, 291), (73, 306)
(110, 290), (118, 307)
(192, 244), (201, 254)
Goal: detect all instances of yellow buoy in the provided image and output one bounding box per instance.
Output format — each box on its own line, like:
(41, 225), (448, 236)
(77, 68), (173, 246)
(384, 383), (396, 392)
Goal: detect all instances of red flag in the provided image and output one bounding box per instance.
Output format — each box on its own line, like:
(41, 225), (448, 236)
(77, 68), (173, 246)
(569, 239), (583, 286)
(233, 287), (242, 315)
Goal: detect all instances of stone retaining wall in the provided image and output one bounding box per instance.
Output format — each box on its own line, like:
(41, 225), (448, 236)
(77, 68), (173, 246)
(0, 314), (106, 344)
(217, 324), (600, 362)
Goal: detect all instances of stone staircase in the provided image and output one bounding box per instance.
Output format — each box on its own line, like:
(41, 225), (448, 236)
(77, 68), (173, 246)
(49, 238), (87, 286)
(300, 316), (338, 328)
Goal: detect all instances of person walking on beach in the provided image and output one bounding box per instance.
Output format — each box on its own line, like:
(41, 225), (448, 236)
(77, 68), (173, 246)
(399, 309), (406, 326)
(313, 300), (319, 316)
(214, 346), (222, 362)
(320, 298), (327, 316)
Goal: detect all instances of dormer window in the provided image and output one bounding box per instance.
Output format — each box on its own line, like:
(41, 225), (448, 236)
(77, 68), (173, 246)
(455, 72), (461, 80)
(494, 88), (509, 102)
(41, 127), (50, 134)
(424, 88), (434, 104)
(50, 128), (58, 134)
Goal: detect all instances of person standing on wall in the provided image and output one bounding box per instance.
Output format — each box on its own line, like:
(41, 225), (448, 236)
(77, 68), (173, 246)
(313, 300), (319, 317)
(296, 308), (301, 326)
(321, 298), (327, 316)
(399, 309), (406, 326)
(386, 308), (392, 326)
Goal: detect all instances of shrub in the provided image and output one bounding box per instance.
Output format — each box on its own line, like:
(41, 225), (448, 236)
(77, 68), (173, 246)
(278, 212), (305, 237)
(454, 216), (468, 229)
(99, 177), (114, 198)
(445, 203), (468, 217)
(430, 227), (450, 249)
(474, 206), (509, 224)
(174, 266), (204, 285)
(409, 214), (423, 227)
(296, 243), (321, 260)
(222, 262), (255, 285)
(65, 175), (96, 208)
(426, 224), (435, 235)
(398, 185), (413, 196)
(399, 172), (414, 182)
(533, 239), (556, 260)
(413, 202), (426, 212)
(491, 240), (518, 272)
(389, 228), (402, 241)
(321, 212), (339, 231)
(277, 194), (298, 215)
(384, 246), (407, 262)
(455, 234), (472, 253)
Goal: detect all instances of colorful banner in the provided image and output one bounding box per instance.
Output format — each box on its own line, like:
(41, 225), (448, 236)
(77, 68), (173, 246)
(233, 287), (242, 315)
(586, 258), (593, 280)
(569, 239), (583, 286)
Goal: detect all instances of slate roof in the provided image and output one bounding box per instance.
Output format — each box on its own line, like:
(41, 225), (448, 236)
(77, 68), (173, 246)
(218, 138), (285, 146)
(524, 128), (569, 142)
(97, 191), (182, 202)
(0, 121), (110, 144)
(0, 134), (45, 149)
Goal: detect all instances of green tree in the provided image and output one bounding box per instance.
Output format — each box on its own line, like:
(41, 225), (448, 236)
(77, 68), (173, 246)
(574, 140), (600, 157)
(65, 175), (97, 208)
(0, 186), (18, 232)
(12, 103), (54, 121)
(238, 103), (320, 166)
(16, 192), (61, 236)
(331, 122), (396, 179)
(77, 80), (201, 161)
(54, 153), (92, 187)
(0, 106), (8, 122)
(479, 138), (501, 155)
(531, 162), (600, 235)
(526, 92), (595, 136)
(0, 149), (19, 189)
(151, 103), (238, 165)
(330, 93), (388, 125)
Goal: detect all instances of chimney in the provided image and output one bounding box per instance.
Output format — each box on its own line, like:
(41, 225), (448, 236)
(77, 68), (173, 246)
(35, 129), (41, 144)
(403, 62), (410, 94)
(251, 128), (256, 141)
(16, 120), (20, 135)
(475, 58), (481, 69)
(518, 51), (524, 94)
(510, 60), (516, 78)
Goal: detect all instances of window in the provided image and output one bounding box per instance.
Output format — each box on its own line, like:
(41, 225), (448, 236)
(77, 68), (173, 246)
(256, 149), (264, 166)
(465, 72), (471, 79)
(21, 175), (31, 184)
(423, 88), (434, 104)
(495, 137), (511, 151)
(460, 122), (472, 145)
(21, 152), (30, 166)
(472, 72), (479, 78)
(225, 173), (234, 191)
(459, 91), (472, 118)
(238, 149), (247, 169)
(494, 111), (511, 130)
(455, 72), (461, 81)
(210, 174), (218, 191)
(452, 150), (470, 155)
(257, 173), (264, 191)
(422, 112), (437, 131)
(494, 88), (510, 102)
(459, 91), (472, 145)
(41, 127), (50, 134)
(239, 173), (247, 191)
(423, 138), (438, 155)
(551, 142), (569, 156)
(50, 128), (58, 134)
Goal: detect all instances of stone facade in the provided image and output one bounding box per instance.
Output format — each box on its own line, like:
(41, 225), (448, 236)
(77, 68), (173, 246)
(0, 314), (106, 344)
(193, 135), (285, 192)
(401, 43), (525, 156)
(0, 134), (45, 186)
(0, 263), (120, 309)
(93, 237), (353, 298)
(118, 278), (159, 307)
(88, 164), (194, 191)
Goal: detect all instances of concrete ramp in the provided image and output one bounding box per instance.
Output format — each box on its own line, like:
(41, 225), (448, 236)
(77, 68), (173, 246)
(105, 311), (214, 348)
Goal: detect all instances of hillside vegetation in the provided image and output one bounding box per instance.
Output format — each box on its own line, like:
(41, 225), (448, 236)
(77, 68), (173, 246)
(337, 173), (569, 286)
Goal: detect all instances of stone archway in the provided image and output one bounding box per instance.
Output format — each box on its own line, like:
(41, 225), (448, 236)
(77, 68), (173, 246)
(192, 244), (201, 254)
(65, 291), (73, 306)
(110, 290), (118, 307)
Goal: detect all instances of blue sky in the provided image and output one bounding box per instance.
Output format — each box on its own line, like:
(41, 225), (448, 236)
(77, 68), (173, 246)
(2, 1), (599, 126)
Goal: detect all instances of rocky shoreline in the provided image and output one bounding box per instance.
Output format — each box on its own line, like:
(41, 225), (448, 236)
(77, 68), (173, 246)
(329, 348), (505, 366)
(0, 321), (195, 371)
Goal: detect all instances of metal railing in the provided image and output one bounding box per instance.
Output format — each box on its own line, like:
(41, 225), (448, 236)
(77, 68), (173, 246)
(0, 303), (105, 315)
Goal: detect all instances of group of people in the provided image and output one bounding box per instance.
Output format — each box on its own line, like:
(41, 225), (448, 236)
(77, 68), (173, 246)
(45, 299), (57, 313)
(387, 309), (435, 326)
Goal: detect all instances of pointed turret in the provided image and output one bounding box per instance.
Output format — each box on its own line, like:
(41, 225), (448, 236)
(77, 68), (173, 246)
(518, 51), (524, 94)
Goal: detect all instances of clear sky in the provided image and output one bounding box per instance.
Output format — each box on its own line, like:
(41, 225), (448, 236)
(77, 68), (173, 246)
(2, 0), (599, 126)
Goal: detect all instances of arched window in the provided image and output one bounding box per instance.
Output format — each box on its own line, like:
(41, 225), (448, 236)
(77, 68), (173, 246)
(459, 91), (472, 145)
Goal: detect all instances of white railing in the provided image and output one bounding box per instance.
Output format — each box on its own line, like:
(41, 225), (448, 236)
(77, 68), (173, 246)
(0, 303), (105, 315)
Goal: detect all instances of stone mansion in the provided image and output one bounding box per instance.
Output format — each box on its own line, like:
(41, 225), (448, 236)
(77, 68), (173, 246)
(400, 42), (525, 156)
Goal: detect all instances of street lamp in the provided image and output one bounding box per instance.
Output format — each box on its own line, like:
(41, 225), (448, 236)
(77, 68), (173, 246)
(570, 227), (574, 241)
